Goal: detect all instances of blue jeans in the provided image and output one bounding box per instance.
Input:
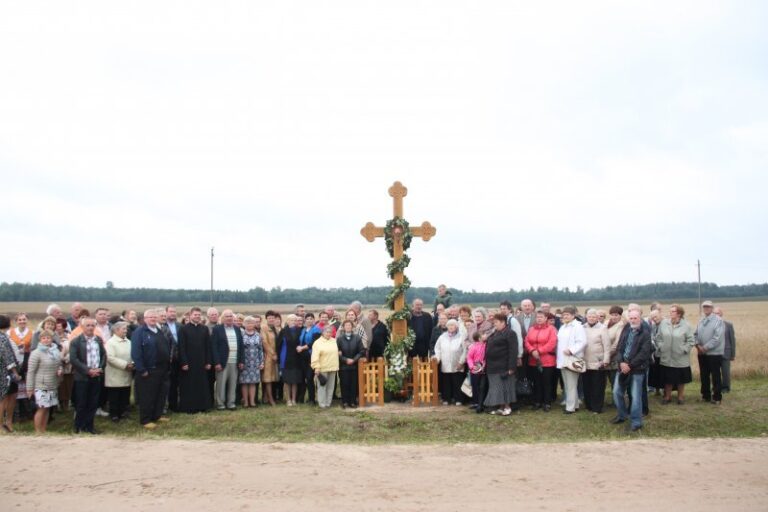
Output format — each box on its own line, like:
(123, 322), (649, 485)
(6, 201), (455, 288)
(613, 372), (644, 428)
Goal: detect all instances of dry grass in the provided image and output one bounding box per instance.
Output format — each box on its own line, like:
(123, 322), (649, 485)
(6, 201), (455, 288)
(1, 300), (765, 378)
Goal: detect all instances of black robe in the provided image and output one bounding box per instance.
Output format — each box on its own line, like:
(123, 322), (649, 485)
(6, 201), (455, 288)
(178, 322), (212, 413)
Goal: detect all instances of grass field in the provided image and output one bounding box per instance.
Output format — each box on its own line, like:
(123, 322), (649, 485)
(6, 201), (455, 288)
(2, 299), (765, 378)
(10, 378), (767, 443)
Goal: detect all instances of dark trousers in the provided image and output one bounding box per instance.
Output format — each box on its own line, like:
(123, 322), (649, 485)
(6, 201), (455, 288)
(532, 366), (554, 406)
(583, 369), (607, 413)
(107, 387), (131, 419)
(470, 373), (487, 407)
(273, 379), (284, 401)
(721, 358), (731, 392)
(339, 369), (357, 405)
(699, 354), (723, 401)
(98, 374), (108, 409)
(74, 377), (101, 432)
(297, 359), (315, 404)
(135, 366), (168, 425)
(168, 360), (180, 412)
(440, 372), (464, 403)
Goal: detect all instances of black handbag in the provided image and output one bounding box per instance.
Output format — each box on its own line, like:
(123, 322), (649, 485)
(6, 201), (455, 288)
(516, 377), (533, 396)
(316, 373), (328, 386)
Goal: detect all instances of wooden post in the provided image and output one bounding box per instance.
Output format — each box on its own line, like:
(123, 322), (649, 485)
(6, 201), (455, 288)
(358, 357), (367, 408)
(377, 357), (385, 406)
(430, 357), (439, 406)
(412, 356), (420, 407)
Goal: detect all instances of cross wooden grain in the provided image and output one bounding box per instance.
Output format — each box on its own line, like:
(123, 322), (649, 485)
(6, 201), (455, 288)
(360, 181), (436, 339)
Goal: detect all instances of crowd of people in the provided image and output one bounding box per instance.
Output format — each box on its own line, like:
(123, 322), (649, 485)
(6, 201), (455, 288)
(0, 288), (736, 434)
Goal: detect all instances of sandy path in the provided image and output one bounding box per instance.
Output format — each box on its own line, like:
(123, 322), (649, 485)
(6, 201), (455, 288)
(1, 436), (767, 511)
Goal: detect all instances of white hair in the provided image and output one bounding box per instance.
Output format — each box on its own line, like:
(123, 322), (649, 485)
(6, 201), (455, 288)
(586, 308), (598, 317)
(46, 303), (61, 315)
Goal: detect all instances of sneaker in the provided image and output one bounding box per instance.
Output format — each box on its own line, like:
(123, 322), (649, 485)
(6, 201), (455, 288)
(490, 409), (503, 415)
(501, 408), (512, 416)
(442, 401), (449, 406)
(454, 402), (462, 406)
(96, 408), (109, 417)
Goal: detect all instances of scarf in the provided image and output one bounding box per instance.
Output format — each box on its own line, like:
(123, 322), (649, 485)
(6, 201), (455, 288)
(38, 343), (61, 362)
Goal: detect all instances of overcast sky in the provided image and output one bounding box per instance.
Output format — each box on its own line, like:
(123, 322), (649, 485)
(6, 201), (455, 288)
(1, 1), (766, 293)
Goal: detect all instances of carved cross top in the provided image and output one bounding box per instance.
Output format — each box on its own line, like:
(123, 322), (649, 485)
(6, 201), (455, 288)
(361, 181), (437, 339)
(360, 182), (436, 243)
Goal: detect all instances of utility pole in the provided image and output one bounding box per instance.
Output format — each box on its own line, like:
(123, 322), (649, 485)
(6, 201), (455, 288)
(210, 247), (215, 307)
(697, 259), (702, 316)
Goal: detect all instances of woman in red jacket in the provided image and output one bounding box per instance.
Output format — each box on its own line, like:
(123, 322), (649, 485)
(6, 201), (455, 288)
(524, 311), (558, 412)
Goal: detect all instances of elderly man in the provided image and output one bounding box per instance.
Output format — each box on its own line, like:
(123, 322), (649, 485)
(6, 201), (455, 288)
(131, 309), (172, 429)
(611, 309), (652, 432)
(350, 301), (373, 348)
(67, 302), (84, 331)
(206, 307), (220, 332)
(713, 307), (736, 393)
(69, 317), (106, 434)
(695, 301), (725, 404)
(408, 299), (433, 359)
(211, 309), (243, 410)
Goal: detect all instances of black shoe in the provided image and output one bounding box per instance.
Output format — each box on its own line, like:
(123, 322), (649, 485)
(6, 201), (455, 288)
(531, 403), (542, 410)
(610, 416), (626, 424)
(73, 428), (80, 434)
(661, 399), (671, 405)
(630, 425), (643, 432)
(710, 399), (721, 405)
(111, 417), (120, 423)
(341, 404), (347, 409)
(350, 404), (358, 409)
(475, 406), (484, 414)
(85, 428), (98, 435)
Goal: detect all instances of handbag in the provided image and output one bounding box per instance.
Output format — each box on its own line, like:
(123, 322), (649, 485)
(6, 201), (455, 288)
(515, 377), (533, 396)
(564, 355), (586, 373)
(461, 375), (472, 397)
(316, 373), (328, 386)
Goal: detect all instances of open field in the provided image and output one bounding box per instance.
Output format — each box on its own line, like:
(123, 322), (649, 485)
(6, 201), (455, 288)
(2, 299), (766, 378)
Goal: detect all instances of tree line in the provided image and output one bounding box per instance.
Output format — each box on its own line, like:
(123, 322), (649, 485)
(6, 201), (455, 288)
(0, 281), (766, 305)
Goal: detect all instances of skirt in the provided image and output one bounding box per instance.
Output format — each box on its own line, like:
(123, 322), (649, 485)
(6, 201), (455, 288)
(484, 373), (516, 407)
(281, 368), (303, 385)
(34, 389), (59, 408)
(660, 365), (692, 386)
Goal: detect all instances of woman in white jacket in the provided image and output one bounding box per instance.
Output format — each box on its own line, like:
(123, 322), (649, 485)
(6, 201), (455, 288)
(557, 306), (587, 414)
(433, 319), (467, 406)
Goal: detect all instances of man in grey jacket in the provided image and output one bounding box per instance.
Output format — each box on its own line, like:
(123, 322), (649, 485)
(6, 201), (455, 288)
(694, 301), (724, 404)
(714, 307), (736, 393)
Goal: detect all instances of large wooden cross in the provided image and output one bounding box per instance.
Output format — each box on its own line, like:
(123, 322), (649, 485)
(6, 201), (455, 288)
(361, 181), (436, 340)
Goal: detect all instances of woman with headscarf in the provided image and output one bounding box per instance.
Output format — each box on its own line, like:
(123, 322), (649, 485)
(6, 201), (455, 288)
(336, 320), (365, 409)
(433, 319), (468, 406)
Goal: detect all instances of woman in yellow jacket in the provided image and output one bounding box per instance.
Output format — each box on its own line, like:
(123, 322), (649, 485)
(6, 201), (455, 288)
(311, 325), (340, 408)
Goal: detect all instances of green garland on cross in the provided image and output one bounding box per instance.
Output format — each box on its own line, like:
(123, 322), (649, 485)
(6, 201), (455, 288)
(382, 216), (416, 393)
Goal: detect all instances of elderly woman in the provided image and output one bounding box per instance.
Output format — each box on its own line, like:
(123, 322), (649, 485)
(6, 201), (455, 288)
(26, 330), (63, 433)
(583, 309), (612, 414)
(433, 319), (468, 406)
(337, 319), (365, 409)
(343, 309), (369, 349)
(0, 315), (22, 433)
(31, 316), (61, 351)
(605, 306), (625, 402)
(484, 313), (518, 416)
(54, 319), (74, 412)
(557, 306), (587, 414)
(655, 304), (695, 404)
(648, 309), (664, 396)
(239, 316), (265, 408)
(260, 310), (279, 406)
(105, 322), (134, 422)
(277, 314), (303, 406)
(524, 310), (558, 412)
(472, 308), (494, 339)
(311, 325), (340, 408)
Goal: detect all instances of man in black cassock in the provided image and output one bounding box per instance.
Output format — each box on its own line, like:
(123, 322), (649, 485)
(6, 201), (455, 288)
(178, 307), (212, 413)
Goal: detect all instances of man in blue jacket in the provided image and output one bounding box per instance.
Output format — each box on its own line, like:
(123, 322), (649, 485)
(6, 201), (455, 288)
(131, 309), (172, 429)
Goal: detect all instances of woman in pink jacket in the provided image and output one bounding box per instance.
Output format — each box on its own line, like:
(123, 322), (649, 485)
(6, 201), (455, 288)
(524, 311), (558, 412)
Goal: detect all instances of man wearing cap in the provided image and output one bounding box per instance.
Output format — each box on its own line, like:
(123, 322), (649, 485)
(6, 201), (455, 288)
(694, 301), (725, 404)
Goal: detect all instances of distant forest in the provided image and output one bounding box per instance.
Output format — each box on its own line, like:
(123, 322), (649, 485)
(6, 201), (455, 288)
(1, 281), (766, 305)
